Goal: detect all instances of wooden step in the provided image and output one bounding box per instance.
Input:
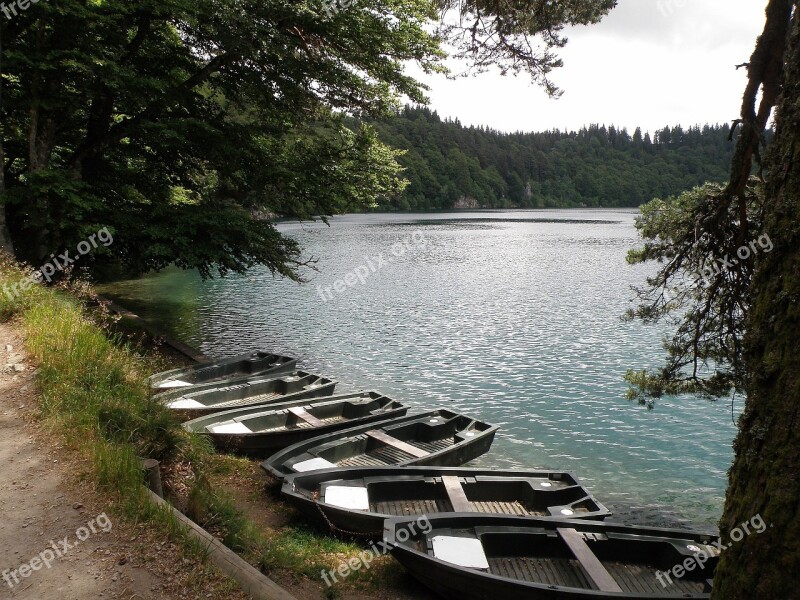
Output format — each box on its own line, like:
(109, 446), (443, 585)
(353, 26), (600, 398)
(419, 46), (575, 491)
(287, 406), (326, 427)
(366, 430), (430, 458)
(556, 528), (623, 593)
(441, 476), (472, 512)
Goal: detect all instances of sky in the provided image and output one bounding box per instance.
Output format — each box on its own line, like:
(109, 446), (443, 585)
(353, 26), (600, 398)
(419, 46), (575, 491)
(407, 0), (768, 133)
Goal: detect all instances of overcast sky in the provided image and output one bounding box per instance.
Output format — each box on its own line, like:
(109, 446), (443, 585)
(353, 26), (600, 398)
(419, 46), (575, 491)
(409, 0), (767, 133)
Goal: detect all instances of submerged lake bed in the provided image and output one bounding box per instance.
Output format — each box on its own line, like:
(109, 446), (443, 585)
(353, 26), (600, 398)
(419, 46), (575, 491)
(102, 209), (738, 527)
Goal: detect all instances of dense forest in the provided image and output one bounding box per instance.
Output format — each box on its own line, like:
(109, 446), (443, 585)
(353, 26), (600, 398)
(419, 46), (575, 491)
(366, 106), (736, 210)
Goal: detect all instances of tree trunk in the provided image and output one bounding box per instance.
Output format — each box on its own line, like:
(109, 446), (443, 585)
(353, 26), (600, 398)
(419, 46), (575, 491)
(0, 20), (14, 256)
(712, 8), (800, 599)
(0, 138), (14, 256)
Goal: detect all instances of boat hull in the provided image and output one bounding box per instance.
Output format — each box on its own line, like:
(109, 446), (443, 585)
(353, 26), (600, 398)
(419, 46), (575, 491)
(261, 410), (499, 481)
(384, 515), (717, 600)
(163, 371), (337, 420)
(183, 393), (408, 457)
(281, 467), (610, 536)
(148, 351), (296, 392)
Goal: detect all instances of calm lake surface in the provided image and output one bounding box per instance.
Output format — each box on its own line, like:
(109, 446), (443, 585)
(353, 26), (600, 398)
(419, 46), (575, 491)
(101, 209), (739, 526)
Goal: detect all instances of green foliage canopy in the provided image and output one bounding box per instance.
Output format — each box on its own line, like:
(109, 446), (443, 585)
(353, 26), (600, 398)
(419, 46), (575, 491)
(624, 180), (766, 403)
(0, 0), (617, 279)
(622, 0), (789, 406)
(367, 106), (736, 210)
(2, 0), (448, 277)
(437, 0), (617, 95)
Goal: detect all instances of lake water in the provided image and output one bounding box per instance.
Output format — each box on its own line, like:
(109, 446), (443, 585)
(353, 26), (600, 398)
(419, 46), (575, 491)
(101, 209), (739, 527)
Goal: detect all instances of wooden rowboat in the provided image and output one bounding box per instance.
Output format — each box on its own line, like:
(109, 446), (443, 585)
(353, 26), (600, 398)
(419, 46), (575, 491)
(162, 371), (336, 419)
(281, 467), (610, 535)
(384, 514), (719, 599)
(261, 409), (498, 480)
(181, 392), (407, 456)
(148, 351), (296, 392)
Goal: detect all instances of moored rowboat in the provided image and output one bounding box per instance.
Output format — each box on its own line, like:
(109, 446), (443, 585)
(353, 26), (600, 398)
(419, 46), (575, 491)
(261, 409), (498, 480)
(182, 392), (407, 456)
(148, 351), (296, 392)
(384, 514), (719, 600)
(281, 467), (610, 535)
(162, 371), (336, 419)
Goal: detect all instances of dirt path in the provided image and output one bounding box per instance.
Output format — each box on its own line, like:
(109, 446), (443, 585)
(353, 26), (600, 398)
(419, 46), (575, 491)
(0, 322), (219, 600)
(0, 317), (433, 600)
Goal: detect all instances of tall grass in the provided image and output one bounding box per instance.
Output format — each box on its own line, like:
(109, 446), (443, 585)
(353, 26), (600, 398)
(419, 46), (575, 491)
(186, 475), (394, 593)
(0, 255), (203, 521)
(0, 256), (397, 593)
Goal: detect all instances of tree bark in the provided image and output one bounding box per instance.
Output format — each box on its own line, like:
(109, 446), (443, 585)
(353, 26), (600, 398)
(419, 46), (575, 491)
(712, 7), (800, 599)
(0, 21), (14, 256)
(0, 137), (15, 256)
(726, 0), (792, 202)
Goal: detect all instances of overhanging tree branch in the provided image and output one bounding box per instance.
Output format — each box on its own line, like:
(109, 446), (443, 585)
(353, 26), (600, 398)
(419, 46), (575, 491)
(68, 51), (236, 171)
(726, 0), (792, 202)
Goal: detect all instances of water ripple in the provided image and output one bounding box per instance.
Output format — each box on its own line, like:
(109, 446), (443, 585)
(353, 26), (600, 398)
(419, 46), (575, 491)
(101, 209), (738, 525)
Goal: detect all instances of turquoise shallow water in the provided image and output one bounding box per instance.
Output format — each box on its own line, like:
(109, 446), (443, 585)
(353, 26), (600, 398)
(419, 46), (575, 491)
(101, 209), (738, 527)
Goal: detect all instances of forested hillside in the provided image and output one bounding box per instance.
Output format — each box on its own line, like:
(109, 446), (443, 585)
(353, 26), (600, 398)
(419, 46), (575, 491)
(367, 106), (735, 210)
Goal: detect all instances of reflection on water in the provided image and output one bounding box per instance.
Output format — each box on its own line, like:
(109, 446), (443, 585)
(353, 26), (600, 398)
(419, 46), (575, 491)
(101, 209), (737, 526)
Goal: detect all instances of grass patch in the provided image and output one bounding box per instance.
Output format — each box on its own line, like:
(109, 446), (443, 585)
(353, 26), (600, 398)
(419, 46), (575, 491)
(0, 255), (400, 596)
(188, 460), (403, 594)
(188, 474), (399, 593)
(0, 256), (210, 548)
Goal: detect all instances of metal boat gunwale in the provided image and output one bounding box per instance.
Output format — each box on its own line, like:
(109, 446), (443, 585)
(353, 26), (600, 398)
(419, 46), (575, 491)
(261, 410), (500, 480)
(384, 514), (718, 599)
(168, 370), (332, 404)
(152, 369), (316, 404)
(148, 351), (297, 390)
(281, 467), (612, 534)
(161, 372), (337, 422)
(182, 391), (405, 435)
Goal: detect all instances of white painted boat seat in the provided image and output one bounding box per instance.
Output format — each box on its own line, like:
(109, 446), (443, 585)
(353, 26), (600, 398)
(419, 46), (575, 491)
(323, 485), (370, 511)
(158, 379), (193, 389)
(292, 457), (337, 472)
(207, 422), (252, 434)
(167, 398), (205, 409)
(431, 535), (489, 570)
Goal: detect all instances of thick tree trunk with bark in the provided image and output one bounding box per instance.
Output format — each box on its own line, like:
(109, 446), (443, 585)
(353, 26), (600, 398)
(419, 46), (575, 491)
(713, 8), (800, 599)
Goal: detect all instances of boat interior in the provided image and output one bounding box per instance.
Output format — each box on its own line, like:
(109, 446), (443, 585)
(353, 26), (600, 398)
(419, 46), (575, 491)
(205, 394), (405, 434)
(398, 523), (717, 596)
(317, 474), (606, 518)
(167, 371), (333, 409)
(288, 411), (492, 470)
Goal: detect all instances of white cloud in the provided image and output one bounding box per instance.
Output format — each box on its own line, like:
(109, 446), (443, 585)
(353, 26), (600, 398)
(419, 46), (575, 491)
(408, 0), (768, 133)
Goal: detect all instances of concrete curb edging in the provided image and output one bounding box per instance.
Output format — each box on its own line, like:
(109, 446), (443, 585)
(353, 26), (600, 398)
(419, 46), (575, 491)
(145, 489), (299, 600)
(110, 298), (297, 599)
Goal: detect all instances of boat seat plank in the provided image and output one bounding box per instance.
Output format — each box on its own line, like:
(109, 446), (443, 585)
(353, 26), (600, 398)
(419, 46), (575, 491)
(441, 476), (472, 512)
(366, 430), (429, 458)
(556, 528), (623, 593)
(287, 406), (326, 427)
